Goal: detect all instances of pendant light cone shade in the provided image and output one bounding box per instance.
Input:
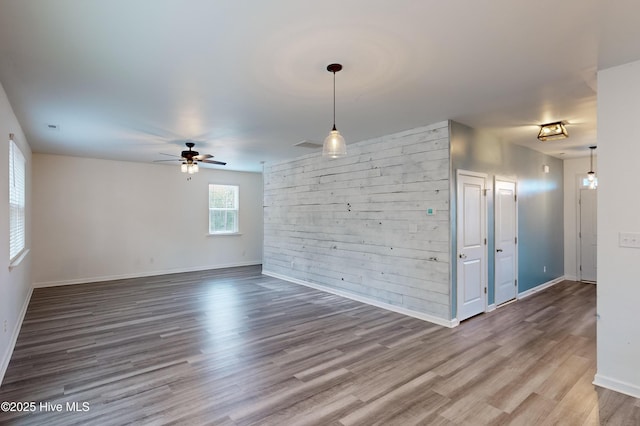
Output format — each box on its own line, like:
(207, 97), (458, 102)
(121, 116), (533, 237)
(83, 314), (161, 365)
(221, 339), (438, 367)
(323, 63), (347, 158)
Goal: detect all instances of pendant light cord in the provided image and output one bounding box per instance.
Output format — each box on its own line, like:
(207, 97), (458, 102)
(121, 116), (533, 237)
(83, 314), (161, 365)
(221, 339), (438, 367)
(589, 146), (597, 173)
(332, 70), (337, 131)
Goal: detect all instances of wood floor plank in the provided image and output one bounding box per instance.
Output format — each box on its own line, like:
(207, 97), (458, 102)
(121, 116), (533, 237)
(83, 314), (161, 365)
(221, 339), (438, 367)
(0, 268), (638, 425)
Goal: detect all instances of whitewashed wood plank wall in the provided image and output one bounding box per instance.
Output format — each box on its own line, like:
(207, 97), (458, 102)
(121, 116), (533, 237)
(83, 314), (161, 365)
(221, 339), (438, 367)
(263, 121), (451, 320)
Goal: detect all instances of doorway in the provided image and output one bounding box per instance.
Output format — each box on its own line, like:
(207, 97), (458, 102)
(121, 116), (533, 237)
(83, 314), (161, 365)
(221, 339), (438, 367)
(456, 170), (487, 321)
(579, 186), (597, 282)
(494, 178), (518, 305)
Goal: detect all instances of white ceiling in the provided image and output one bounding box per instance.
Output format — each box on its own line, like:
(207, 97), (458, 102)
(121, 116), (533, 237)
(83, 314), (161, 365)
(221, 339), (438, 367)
(0, 0), (638, 172)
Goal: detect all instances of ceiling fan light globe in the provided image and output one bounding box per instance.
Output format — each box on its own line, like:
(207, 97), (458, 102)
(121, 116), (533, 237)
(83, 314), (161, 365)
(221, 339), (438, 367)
(587, 171), (595, 182)
(193, 163), (199, 173)
(181, 163), (188, 173)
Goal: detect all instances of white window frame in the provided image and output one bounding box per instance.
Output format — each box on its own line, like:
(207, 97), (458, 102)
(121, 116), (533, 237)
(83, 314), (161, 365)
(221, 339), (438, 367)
(9, 138), (26, 261)
(208, 184), (239, 235)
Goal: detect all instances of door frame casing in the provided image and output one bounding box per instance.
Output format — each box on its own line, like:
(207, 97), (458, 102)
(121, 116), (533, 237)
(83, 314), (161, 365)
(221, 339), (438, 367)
(455, 169), (489, 321)
(494, 175), (519, 305)
(578, 186), (597, 283)
(575, 173), (597, 283)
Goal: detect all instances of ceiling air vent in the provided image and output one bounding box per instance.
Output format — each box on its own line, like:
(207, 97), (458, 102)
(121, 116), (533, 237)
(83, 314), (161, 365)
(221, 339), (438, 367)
(46, 124), (60, 131)
(293, 140), (323, 149)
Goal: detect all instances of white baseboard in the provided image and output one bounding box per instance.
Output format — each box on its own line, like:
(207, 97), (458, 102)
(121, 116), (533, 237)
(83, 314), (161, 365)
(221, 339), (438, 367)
(517, 276), (565, 300)
(0, 287), (33, 386)
(593, 373), (640, 399)
(262, 270), (458, 328)
(564, 274), (578, 281)
(487, 304), (497, 312)
(33, 261), (263, 288)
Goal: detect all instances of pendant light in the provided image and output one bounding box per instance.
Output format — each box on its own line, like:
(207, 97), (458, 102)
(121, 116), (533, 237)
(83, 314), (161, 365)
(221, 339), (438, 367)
(323, 63), (347, 158)
(587, 145), (597, 188)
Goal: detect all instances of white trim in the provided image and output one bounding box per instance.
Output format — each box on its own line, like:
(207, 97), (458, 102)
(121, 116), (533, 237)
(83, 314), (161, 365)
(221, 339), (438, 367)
(486, 304), (497, 312)
(565, 274), (578, 281)
(0, 287), (33, 386)
(517, 276), (565, 299)
(496, 298), (518, 308)
(494, 176), (518, 306)
(457, 169), (489, 179)
(593, 374), (640, 399)
(33, 261), (262, 288)
(8, 248), (29, 270)
(577, 184), (598, 282)
(206, 233), (243, 237)
(456, 170), (489, 320)
(263, 270), (459, 328)
(575, 173), (583, 282)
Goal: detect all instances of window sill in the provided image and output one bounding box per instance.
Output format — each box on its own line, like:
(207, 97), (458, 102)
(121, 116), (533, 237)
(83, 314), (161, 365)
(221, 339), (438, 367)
(9, 248), (30, 271)
(207, 232), (243, 237)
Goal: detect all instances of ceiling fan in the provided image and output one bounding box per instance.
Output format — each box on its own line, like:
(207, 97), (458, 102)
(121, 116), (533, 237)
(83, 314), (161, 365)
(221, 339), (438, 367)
(155, 142), (226, 173)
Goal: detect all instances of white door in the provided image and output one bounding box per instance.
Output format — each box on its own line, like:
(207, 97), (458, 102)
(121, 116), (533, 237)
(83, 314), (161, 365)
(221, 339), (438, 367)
(457, 172), (487, 321)
(494, 179), (517, 305)
(580, 188), (597, 282)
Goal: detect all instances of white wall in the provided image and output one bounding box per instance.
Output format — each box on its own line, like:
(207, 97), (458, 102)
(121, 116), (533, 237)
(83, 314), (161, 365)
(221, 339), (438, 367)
(563, 156), (595, 281)
(263, 122), (452, 326)
(0, 82), (32, 383)
(595, 59), (640, 398)
(32, 154), (263, 285)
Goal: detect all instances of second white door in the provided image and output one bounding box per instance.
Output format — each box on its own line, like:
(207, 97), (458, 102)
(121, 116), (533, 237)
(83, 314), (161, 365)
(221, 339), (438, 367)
(494, 179), (517, 306)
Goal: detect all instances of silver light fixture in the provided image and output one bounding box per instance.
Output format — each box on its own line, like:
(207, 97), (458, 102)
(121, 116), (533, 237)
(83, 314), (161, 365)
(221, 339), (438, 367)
(323, 63), (347, 158)
(538, 121), (568, 141)
(587, 145), (597, 188)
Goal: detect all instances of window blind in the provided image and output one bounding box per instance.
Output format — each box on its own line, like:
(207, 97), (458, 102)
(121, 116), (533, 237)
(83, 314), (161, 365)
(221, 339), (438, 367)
(9, 139), (26, 260)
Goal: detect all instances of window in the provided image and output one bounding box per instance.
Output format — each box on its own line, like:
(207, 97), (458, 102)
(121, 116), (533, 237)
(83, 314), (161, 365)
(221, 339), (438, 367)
(209, 184), (239, 234)
(9, 138), (26, 260)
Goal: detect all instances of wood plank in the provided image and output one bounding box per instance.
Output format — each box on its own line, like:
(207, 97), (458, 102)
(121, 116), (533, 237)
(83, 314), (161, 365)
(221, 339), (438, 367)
(0, 269), (638, 425)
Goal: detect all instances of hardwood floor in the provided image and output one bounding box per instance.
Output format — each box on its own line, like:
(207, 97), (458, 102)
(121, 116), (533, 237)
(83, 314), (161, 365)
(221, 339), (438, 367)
(0, 266), (638, 425)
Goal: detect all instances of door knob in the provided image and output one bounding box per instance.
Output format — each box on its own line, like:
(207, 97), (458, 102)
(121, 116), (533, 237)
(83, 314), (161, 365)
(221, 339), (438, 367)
(496, 249), (503, 252)
(459, 253), (467, 259)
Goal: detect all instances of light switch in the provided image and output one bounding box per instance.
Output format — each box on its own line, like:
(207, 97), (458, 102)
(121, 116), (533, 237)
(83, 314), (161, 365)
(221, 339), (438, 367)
(619, 232), (640, 248)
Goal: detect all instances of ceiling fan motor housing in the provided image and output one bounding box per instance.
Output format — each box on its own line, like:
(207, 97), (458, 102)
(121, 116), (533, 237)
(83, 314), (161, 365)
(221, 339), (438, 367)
(182, 142), (199, 162)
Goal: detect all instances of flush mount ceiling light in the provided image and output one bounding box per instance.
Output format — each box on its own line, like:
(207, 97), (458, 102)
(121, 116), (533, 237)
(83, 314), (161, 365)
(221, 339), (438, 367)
(587, 145), (597, 188)
(322, 63), (347, 159)
(537, 121), (568, 141)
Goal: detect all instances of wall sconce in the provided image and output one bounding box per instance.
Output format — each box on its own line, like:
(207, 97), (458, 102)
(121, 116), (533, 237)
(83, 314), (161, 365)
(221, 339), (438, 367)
(538, 122), (568, 141)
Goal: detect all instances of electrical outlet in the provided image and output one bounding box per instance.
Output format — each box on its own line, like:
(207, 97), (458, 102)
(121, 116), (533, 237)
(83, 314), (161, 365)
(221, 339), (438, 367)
(3, 320), (7, 333)
(619, 232), (640, 248)
(543, 266), (547, 273)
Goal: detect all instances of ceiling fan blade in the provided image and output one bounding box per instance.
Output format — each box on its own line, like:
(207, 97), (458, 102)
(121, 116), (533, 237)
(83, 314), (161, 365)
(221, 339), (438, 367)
(158, 152), (181, 158)
(194, 154), (213, 160)
(153, 159), (182, 163)
(201, 159), (227, 166)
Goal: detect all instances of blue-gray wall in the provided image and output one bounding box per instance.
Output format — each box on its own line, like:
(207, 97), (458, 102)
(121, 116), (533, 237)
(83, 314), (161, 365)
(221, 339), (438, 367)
(450, 121), (564, 317)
